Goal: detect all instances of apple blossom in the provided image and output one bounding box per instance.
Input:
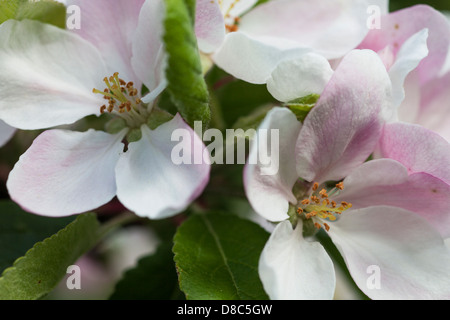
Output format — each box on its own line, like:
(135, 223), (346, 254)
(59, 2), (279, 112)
(358, 5), (450, 140)
(244, 50), (450, 299)
(0, 0), (210, 219)
(196, 0), (388, 84)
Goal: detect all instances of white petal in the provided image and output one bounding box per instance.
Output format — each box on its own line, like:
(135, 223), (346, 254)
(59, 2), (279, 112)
(131, 0), (167, 93)
(0, 120), (16, 147)
(213, 32), (311, 84)
(0, 20), (107, 130)
(7, 129), (126, 217)
(239, 0), (375, 59)
(330, 206), (450, 299)
(115, 115), (210, 219)
(259, 220), (336, 300)
(388, 29), (429, 111)
(244, 107), (302, 222)
(266, 53), (333, 102)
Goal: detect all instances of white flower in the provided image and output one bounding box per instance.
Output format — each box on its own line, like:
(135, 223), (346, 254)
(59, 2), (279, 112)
(0, 0), (210, 219)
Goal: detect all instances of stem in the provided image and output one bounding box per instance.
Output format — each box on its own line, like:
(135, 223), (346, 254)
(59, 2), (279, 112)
(97, 211), (142, 239)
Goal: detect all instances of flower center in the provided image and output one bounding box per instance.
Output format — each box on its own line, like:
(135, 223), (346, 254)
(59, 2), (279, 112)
(93, 72), (149, 128)
(296, 181), (352, 232)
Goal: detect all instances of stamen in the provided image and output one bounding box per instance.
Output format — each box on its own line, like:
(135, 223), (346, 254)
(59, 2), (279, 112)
(319, 189), (328, 198)
(312, 182), (319, 191)
(93, 72), (151, 128)
(310, 195), (320, 204)
(297, 183), (353, 233)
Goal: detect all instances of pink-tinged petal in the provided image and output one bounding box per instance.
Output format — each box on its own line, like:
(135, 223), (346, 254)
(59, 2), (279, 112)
(195, 0), (225, 54)
(67, 0), (145, 83)
(213, 32), (311, 84)
(239, 0), (380, 60)
(388, 29), (429, 109)
(329, 206), (450, 299)
(0, 121), (16, 148)
(396, 72), (421, 123)
(131, 0), (167, 93)
(295, 50), (392, 183)
(115, 115), (210, 219)
(244, 107), (302, 222)
(334, 159), (450, 237)
(359, 5), (450, 85)
(7, 129), (126, 217)
(413, 72), (450, 142)
(0, 20), (107, 130)
(259, 220), (336, 300)
(266, 53), (334, 102)
(377, 122), (450, 184)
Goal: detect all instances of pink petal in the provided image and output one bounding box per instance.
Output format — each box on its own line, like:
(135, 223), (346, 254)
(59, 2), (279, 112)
(295, 50), (391, 183)
(334, 159), (450, 237)
(358, 5), (450, 85)
(330, 206), (450, 299)
(115, 115), (210, 219)
(67, 0), (146, 83)
(413, 72), (450, 142)
(376, 122), (450, 185)
(195, 0), (225, 53)
(7, 129), (126, 217)
(244, 107), (302, 222)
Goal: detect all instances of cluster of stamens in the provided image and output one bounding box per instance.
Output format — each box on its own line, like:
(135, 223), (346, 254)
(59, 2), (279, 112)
(93, 72), (148, 127)
(296, 181), (352, 232)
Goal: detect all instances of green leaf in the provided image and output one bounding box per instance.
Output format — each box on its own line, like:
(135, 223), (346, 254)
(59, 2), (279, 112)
(206, 67), (277, 128)
(0, 201), (74, 274)
(0, 213), (101, 300)
(163, 0), (211, 128)
(0, 0), (67, 28)
(286, 93), (320, 122)
(110, 242), (184, 300)
(173, 212), (270, 300)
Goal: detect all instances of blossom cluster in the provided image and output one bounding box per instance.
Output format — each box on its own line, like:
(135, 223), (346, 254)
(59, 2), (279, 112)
(0, 0), (449, 300)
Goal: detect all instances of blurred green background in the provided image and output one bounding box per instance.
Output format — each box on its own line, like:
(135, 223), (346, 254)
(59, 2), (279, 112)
(390, 0), (450, 11)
